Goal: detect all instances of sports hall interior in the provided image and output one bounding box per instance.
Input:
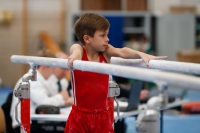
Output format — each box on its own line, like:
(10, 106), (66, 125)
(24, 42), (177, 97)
(1, 0), (200, 133)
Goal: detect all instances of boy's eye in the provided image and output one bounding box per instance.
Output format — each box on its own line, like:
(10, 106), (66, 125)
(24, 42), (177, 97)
(101, 34), (105, 37)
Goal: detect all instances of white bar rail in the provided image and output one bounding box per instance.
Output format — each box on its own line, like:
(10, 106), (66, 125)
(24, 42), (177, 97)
(11, 55), (200, 91)
(111, 57), (200, 75)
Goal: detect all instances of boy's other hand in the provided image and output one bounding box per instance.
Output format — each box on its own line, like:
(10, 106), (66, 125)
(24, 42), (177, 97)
(67, 56), (75, 70)
(139, 52), (167, 68)
(68, 44), (83, 70)
(67, 55), (81, 70)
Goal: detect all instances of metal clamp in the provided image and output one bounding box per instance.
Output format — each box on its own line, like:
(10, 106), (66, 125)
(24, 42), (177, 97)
(152, 81), (169, 107)
(14, 63), (37, 126)
(108, 80), (120, 123)
(157, 81), (168, 107)
(143, 81), (168, 133)
(14, 82), (30, 99)
(22, 63), (37, 82)
(14, 80), (31, 126)
(108, 81), (120, 97)
(136, 109), (159, 133)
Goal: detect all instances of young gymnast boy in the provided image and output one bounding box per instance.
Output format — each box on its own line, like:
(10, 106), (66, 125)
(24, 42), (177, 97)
(65, 13), (167, 133)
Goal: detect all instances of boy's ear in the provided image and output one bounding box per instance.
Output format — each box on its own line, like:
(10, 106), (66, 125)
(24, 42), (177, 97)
(83, 35), (90, 44)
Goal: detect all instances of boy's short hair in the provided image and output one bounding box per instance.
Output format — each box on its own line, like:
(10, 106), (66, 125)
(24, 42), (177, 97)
(74, 13), (110, 45)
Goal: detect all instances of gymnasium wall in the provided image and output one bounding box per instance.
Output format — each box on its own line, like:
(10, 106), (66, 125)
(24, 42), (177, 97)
(0, 0), (200, 87)
(0, 0), (66, 87)
(150, 0), (200, 14)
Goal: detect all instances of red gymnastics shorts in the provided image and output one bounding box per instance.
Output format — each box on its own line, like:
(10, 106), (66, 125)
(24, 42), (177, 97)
(65, 105), (114, 133)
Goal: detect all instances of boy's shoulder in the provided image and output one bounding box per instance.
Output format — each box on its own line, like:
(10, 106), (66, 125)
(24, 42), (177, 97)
(102, 44), (114, 63)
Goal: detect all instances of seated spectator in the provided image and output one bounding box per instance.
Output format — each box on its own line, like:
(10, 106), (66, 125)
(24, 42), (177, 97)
(48, 52), (74, 105)
(115, 76), (149, 101)
(10, 49), (71, 132)
(138, 34), (152, 54)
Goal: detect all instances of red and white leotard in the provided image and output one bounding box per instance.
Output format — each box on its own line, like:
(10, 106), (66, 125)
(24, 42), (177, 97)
(65, 47), (114, 133)
(71, 47), (109, 109)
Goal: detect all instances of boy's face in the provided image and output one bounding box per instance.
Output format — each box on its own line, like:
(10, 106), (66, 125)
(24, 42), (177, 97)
(87, 29), (109, 52)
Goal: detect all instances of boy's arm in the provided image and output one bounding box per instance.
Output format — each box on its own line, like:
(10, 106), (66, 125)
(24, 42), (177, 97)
(68, 44), (83, 69)
(105, 44), (167, 68)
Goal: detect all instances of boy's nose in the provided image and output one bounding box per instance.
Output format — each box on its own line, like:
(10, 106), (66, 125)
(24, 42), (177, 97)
(106, 37), (109, 42)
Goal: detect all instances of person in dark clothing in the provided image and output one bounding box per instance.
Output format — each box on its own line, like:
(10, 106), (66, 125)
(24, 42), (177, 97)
(114, 76), (149, 101)
(2, 92), (14, 133)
